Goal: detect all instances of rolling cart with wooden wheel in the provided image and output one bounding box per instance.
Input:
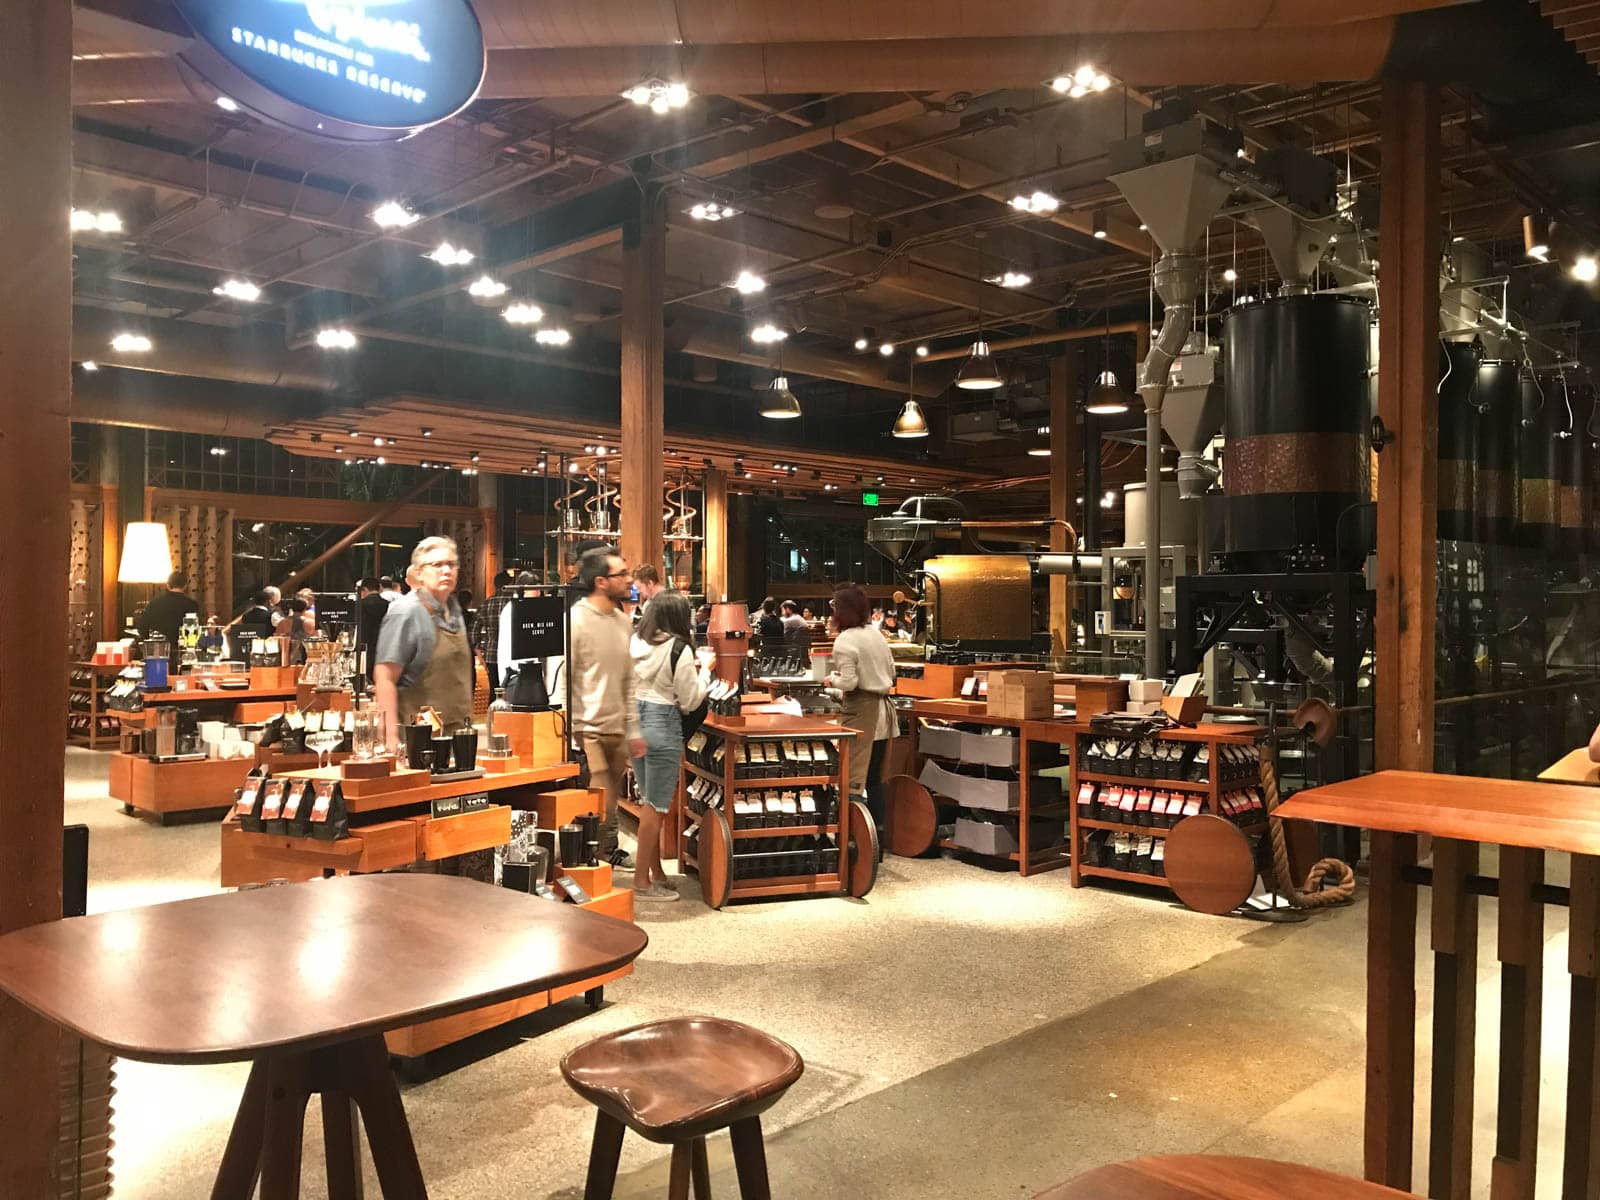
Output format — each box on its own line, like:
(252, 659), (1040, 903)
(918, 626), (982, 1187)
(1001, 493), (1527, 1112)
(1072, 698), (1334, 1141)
(681, 715), (873, 908)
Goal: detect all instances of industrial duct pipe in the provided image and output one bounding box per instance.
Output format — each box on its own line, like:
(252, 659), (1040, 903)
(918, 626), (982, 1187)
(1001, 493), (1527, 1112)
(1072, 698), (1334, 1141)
(1107, 149), (1233, 675)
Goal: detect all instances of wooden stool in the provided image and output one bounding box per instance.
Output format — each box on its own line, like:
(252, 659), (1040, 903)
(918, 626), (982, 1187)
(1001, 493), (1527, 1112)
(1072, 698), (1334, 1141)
(561, 1016), (804, 1200)
(1034, 1155), (1423, 1200)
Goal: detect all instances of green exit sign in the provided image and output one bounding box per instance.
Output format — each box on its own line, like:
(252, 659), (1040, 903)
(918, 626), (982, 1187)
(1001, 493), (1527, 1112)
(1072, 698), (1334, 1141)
(861, 491), (880, 507)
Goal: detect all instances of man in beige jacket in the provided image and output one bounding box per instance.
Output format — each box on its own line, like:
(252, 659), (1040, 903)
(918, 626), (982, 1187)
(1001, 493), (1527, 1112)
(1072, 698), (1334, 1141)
(570, 546), (647, 863)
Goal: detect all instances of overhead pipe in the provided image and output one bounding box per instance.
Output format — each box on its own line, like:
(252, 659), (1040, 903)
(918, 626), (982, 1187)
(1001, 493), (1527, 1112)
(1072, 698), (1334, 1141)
(468, 0), (1439, 48)
(71, 368), (328, 436)
(919, 321), (1147, 362)
(73, 24), (1404, 106)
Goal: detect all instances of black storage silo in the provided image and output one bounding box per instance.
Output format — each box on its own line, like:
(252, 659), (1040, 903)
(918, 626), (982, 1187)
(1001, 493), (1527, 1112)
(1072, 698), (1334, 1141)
(1222, 294), (1372, 571)
(1474, 357), (1519, 544)
(1436, 341), (1480, 542)
(1518, 373), (1560, 551)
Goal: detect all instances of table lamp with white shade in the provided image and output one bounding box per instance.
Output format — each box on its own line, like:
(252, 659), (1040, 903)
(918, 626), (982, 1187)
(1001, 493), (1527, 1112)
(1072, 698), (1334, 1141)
(118, 522), (174, 649)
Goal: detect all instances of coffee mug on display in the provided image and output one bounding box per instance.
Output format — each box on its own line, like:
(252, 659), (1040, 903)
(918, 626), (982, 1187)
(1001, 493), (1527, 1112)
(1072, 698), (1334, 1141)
(430, 737), (453, 774)
(558, 823), (583, 867)
(405, 724), (433, 770)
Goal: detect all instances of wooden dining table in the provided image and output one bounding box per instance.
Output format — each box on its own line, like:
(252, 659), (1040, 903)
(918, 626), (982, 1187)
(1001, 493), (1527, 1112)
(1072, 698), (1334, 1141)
(0, 872), (648, 1198)
(1276, 770), (1600, 1200)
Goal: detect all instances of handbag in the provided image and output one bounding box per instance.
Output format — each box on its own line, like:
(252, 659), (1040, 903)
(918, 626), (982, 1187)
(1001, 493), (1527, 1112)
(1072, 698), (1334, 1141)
(667, 640), (709, 739)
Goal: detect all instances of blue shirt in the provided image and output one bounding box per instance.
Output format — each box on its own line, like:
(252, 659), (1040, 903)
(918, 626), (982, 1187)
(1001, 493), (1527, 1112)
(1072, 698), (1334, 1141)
(374, 591), (463, 687)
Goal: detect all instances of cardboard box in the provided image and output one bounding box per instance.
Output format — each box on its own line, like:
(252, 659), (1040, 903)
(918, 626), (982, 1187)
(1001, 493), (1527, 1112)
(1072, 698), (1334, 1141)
(985, 670), (1055, 720)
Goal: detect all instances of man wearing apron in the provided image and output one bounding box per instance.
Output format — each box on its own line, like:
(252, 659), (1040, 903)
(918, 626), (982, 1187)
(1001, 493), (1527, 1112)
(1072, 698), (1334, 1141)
(374, 536), (473, 753)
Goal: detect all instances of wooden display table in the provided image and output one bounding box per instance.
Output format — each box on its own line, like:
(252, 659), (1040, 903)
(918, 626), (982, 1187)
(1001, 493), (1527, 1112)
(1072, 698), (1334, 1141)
(110, 752), (254, 821)
(890, 701), (1077, 877)
(1068, 722), (1264, 893)
(680, 713), (876, 907)
(1540, 747), (1600, 786)
(0, 875), (646, 1198)
(120, 685), (298, 729)
(1276, 771), (1600, 1200)
(220, 760), (580, 886)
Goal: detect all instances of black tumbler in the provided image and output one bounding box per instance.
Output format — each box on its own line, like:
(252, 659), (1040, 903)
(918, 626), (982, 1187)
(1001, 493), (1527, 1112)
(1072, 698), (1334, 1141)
(451, 728), (478, 773)
(576, 812), (601, 850)
(558, 823), (583, 867)
(430, 736), (453, 774)
(405, 724), (434, 770)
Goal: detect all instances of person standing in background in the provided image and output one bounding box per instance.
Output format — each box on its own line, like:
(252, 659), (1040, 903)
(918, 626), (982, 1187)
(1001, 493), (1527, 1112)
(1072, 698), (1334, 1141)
(226, 588), (276, 661)
(569, 546), (646, 866)
(629, 591), (707, 902)
(824, 584), (897, 835)
(373, 537), (472, 752)
(379, 576), (402, 603)
(632, 564), (663, 606)
(136, 570), (200, 657)
(474, 569), (515, 691)
(754, 597), (784, 644)
(263, 584), (284, 624)
(355, 577), (389, 682)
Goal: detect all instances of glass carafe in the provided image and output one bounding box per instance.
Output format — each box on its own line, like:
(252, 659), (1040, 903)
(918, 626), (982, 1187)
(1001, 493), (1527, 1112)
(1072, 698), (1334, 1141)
(487, 688), (511, 740)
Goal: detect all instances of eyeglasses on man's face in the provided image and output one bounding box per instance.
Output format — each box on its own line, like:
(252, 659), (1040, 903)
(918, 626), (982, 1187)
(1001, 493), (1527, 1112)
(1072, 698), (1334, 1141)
(604, 569), (631, 578)
(421, 559), (459, 571)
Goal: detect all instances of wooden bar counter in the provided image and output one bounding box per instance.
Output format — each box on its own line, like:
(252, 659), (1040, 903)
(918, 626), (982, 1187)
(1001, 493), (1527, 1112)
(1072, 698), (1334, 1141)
(1276, 770), (1600, 1200)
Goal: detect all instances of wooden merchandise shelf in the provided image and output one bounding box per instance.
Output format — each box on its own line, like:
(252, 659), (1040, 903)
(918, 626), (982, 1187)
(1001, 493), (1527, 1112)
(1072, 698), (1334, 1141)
(1069, 722), (1264, 892)
(110, 753), (254, 820)
(891, 704), (1076, 877)
(68, 661), (123, 750)
(219, 759), (634, 1065)
(679, 714), (876, 908)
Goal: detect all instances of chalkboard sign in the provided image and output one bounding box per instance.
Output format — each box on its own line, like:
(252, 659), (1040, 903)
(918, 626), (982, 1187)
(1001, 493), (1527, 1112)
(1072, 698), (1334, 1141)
(508, 595), (566, 662)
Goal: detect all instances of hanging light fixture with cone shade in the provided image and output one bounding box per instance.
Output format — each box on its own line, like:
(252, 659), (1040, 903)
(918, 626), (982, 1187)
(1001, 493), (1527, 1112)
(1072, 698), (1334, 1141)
(892, 357), (929, 438)
(1085, 277), (1130, 414)
(760, 374), (801, 419)
(957, 236), (1004, 390)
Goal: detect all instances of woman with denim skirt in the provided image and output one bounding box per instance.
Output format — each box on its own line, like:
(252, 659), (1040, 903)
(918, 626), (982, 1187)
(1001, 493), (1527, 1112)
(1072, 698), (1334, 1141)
(629, 591), (709, 902)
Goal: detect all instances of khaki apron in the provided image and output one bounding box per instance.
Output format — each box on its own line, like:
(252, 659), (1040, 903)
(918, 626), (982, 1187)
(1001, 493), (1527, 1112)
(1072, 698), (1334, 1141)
(398, 618), (473, 731)
(838, 689), (894, 796)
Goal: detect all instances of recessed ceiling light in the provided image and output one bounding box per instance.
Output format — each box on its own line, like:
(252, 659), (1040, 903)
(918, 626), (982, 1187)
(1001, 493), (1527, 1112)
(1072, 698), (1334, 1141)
(853, 334), (870, 351)
(732, 270), (766, 295)
(109, 333), (151, 353)
(1010, 191), (1059, 215)
(80, 361), (98, 372)
(988, 271), (1032, 288)
(212, 278), (262, 302)
(316, 328), (357, 350)
(371, 201), (418, 229)
(421, 427), (433, 437)
(622, 79), (691, 113)
(750, 322), (788, 344)
(879, 342), (895, 357)
(468, 275), (508, 303)
(1222, 267), (1238, 283)
(71, 209), (122, 234)
(915, 344), (930, 357)
(1573, 255), (1599, 283)
(535, 327), (572, 346)
(215, 95), (239, 112)
(503, 301), (543, 324)
(426, 242), (474, 266)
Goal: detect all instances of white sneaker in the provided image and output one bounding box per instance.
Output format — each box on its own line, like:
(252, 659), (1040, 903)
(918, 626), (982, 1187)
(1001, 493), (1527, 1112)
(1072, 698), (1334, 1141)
(634, 883), (680, 903)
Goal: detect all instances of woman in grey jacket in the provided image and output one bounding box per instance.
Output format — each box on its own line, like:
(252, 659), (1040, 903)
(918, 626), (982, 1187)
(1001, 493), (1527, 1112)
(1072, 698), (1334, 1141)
(629, 591), (709, 901)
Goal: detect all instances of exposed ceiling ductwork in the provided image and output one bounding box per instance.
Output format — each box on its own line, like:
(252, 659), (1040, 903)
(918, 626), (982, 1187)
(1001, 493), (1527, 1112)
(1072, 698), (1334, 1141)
(74, 25), (1406, 106)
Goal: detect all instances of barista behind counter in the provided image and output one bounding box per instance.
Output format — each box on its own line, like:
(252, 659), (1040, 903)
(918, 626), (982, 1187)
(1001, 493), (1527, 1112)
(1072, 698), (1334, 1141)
(374, 536), (473, 751)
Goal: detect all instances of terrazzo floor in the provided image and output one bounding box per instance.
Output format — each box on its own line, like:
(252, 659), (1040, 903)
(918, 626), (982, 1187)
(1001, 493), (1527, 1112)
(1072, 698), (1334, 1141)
(60, 749), (1580, 1199)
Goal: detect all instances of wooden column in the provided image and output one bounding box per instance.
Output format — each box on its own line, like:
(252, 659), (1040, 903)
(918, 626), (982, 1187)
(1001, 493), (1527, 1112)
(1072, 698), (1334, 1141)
(0, 3), (69, 1194)
(1049, 349), (1081, 654)
(704, 468), (728, 602)
(620, 188), (665, 575)
(1375, 80), (1440, 773)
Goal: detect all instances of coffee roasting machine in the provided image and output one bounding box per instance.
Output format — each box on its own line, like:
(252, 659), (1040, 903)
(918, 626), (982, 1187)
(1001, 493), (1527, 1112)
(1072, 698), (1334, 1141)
(870, 100), (1600, 784)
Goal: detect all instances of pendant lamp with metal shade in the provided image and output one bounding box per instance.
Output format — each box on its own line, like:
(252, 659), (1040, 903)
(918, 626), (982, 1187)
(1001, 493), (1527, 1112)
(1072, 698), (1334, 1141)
(956, 236), (1004, 390)
(760, 371), (802, 419)
(893, 358), (929, 438)
(1085, 280), (1130, 415)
